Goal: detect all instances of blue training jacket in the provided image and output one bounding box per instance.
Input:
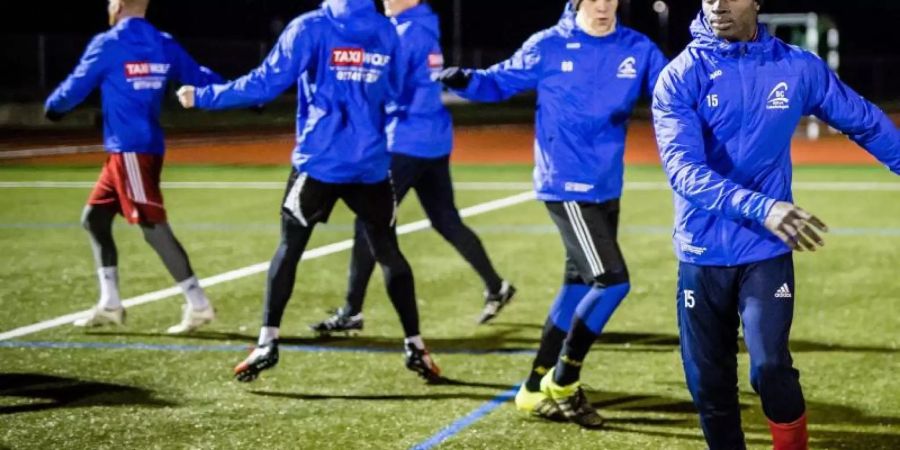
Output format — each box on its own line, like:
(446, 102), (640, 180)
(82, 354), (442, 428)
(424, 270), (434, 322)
(453, 8), (667, 203)
(45, 18), (222, 155)
(387, 3), (453, 159)
(652, 13), (900, 266)
(194, 0), (405, 184)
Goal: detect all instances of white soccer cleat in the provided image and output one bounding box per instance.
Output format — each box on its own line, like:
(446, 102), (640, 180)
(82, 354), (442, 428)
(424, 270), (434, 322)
(166, 305), (215, 335)
(73, 306), (126, 328)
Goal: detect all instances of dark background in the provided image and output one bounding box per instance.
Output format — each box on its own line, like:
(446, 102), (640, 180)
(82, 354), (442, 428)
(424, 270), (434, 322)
(1, 0), (898, 102)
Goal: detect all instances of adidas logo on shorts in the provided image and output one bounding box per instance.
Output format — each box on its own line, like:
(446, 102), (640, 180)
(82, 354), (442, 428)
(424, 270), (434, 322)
(774, 283), (792, 299)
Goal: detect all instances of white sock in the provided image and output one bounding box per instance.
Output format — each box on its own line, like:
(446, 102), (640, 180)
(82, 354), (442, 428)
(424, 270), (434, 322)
(404, 335), (425, 350)
(178, 276), (210, 311)
(97, 267), (121, 310)
(258, 327), (279, 346)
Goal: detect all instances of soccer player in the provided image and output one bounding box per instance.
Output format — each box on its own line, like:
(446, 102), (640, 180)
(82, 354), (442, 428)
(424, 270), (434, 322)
(44, 0), (221, 334)
(652, 1), (900, 448)
(176, 0), (442, 382)
(309, 0), (515, 336)
(437, 0), (667, 427)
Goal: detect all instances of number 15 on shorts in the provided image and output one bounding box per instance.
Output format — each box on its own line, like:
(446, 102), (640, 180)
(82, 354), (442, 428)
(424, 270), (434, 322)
(684, 289), (696, 309)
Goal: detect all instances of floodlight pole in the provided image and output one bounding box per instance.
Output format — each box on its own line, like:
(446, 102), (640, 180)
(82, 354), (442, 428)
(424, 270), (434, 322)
(453, 0), (462, 65)
(652, 1), (670, 55)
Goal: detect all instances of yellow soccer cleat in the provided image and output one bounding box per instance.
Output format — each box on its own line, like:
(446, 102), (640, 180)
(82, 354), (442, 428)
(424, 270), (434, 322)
(540, 367), (605, 429)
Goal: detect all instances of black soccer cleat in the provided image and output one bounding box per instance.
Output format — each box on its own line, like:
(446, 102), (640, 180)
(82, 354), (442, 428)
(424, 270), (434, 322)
(404, 343), (442, 382)
(477, 281), (517, 324)
(309, 308), (364, 336)
(233, 340), (280, 383)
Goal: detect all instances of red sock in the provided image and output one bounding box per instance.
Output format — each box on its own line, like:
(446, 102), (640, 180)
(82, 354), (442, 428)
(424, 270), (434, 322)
(768, 413), (809, 450)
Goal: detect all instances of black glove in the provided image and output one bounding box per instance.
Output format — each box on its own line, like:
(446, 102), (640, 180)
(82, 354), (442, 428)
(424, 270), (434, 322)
(435, 67), (471, 90)
(45, 109), (65, 122)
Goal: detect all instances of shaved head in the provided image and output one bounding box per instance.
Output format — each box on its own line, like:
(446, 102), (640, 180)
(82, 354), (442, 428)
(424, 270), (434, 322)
(108, 0), (149, 26)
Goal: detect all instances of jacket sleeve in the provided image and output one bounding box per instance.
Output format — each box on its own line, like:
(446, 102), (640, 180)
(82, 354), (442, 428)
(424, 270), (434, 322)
(643, 43), (668, 98)
(195, 18), (313, 109)
(44, 35), (109, 114)
(805, 56), (900, 174)
(652, 64), (776, 224)
(164, 35), (224, 87)
(455, 33), (543, 102)
(406, 29), (439, 91)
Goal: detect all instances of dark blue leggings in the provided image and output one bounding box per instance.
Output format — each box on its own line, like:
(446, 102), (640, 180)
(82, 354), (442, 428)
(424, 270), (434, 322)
(678, 252), (805, 450)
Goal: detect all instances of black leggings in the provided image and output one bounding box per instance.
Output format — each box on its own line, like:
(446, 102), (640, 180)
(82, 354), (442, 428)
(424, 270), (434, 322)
(262, 172), (420, 337)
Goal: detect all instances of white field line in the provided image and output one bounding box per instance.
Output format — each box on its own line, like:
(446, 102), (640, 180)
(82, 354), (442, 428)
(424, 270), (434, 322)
(0, 190), (536, 341)
(0, 134), (296, 160)
(0, 181), (898, 191)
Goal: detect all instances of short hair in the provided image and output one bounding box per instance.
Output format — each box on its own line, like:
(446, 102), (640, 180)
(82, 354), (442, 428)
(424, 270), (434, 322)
(121, 0), (150, 11)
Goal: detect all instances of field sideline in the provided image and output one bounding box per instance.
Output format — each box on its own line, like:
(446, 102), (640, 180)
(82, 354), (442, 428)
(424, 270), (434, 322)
(0, 156), (897, 449)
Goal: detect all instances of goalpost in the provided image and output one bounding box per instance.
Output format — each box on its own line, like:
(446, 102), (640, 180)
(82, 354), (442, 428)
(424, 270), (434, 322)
(759, 13), (840, 139)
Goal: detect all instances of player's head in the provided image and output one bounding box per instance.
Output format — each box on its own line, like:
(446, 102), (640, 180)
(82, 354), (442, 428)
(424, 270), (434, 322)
(573, 0), (618, 34)
(108, 0), (149, 27)
(702, 0), (762, 42)
(383, 0), (420, 17)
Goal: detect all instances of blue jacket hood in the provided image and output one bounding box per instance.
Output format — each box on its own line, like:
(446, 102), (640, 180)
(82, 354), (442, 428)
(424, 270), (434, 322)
(396, 3), (440, 38)
(688, 12), (774, 56)
(324, 0), (381, 37)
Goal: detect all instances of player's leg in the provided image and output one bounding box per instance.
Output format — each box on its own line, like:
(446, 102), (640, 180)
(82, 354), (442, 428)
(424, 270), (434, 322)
(139, 222), (214, 333)
(678, 262), (745, 449)
(551, 201), (630, 386)
(342, 179), (440, 381)
(534, 201), (628, 427)
(75, 204), (126, 327)
(119, 153), (213, 333)
(311, 155), (420, 334)
(75, 156), (125, 327)
(234, 171), (334, 382)
(516, 256), (588, 418)
(414, 155), (511, 323)
(738, 253), (807, 450)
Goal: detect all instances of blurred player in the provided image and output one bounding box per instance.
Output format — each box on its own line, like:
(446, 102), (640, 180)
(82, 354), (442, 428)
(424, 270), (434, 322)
(177, 0), (441, 382)
(309, 0), (515, 336)
(652, 1), (900, 448)
(44, 0), (222, 334)
(437, 0), (666, 427)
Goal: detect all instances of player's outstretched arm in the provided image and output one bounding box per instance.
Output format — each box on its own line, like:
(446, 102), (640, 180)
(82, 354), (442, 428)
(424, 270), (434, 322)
(44, 35), (110, 121)
(188, 18), (315, 111)
(652, 65), (776, 224)
(763, 201), (829, 252)
(439, 33), (544, 103)
(805, 57), (900, 175)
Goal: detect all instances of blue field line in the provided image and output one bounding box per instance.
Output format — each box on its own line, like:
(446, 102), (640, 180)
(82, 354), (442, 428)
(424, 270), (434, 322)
(410, 384), (520, 450)
(0, 340), (537, 356)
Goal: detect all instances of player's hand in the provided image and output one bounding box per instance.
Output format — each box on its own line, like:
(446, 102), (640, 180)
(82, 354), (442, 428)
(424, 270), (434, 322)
(176, 86), (196, 109)
(44, 109), (65, 122)
(764, 201), (828, 252)
(434, 67), (471, 90)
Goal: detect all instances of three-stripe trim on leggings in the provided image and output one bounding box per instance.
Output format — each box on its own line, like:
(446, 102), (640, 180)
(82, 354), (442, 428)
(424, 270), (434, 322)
(564, 201), (604, 276)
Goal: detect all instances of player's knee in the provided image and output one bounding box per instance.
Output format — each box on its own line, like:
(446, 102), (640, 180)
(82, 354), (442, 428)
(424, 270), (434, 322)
(593, 270), (630, 287)
(431, 212), (464, 238)
(81, 206), (106, 233)
(380, 253), (412, 277)
(750, 360), (796, 391)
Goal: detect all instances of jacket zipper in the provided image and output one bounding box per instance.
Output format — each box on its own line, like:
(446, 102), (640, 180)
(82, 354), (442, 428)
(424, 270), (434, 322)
(724, 44), (748, 265)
